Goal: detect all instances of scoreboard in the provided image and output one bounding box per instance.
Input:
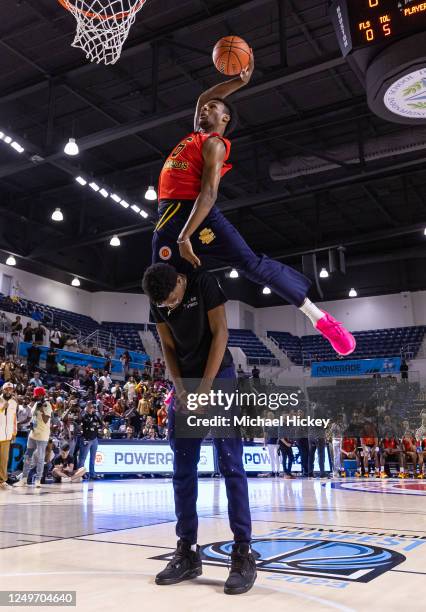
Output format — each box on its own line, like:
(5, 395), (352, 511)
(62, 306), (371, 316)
(331, 0), (426, 56)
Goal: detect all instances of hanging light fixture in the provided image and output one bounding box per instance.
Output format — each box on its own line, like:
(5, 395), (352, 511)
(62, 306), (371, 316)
(6, 255), (16, 266)
(109, 235), (121, 247)
(144, 185), (157, 201)
(349, 288), (357, 297)
(229, 269), (239, 278)
(51, 208), (64, 222)
(71, 277), (81, 287)
(64, 137), (79, 156)
(262, 286), (271, 295)
(319, 267), (329, 278)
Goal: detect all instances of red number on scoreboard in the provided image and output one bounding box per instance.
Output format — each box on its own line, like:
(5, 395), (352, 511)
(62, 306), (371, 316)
(366, 28), (375, 41)
(369, 0), (379, 7)
(383, 23), (391, 36)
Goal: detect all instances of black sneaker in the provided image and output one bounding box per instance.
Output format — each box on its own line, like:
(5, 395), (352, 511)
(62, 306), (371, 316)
(224, 543), (257, 595)
(155, 540), (202, 585)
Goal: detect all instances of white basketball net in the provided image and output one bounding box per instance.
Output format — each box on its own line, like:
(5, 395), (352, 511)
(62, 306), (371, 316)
(60, 0), (147, 65)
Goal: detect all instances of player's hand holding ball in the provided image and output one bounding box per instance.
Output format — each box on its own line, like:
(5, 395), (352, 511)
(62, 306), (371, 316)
(213, 36), (254, 83)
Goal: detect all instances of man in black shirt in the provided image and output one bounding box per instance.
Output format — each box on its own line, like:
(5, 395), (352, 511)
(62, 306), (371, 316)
(78, 402), (103, 479)
(143, 263), (256, 596)
(53, 442), (86, 483)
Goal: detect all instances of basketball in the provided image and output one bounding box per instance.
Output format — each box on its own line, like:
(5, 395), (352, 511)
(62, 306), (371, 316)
(212, 36), (251, 76)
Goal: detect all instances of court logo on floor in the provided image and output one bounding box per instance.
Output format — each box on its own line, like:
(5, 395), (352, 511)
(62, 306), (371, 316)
(330, 480), (426, 495)
(151, 538), (404, 583)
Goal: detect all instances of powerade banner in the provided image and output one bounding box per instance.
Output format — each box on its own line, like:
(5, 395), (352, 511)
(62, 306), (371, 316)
(88, 441), (215, 474)
(311, 357), (401, 378)
(243, 445), (331, 473)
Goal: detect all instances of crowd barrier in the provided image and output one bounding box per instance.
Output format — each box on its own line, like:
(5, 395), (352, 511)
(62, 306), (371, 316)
(8, 435), (331, 475)
(19, 341), (148, 373)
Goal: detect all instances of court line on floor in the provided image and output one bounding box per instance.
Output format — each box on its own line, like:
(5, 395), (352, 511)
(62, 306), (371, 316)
(391, 569), (426, 576)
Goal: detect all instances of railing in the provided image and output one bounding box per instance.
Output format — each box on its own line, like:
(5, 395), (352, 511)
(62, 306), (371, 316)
(59, 319), (81, 338)
(401, 343), (426, 360)
(79, 329), (117, 354)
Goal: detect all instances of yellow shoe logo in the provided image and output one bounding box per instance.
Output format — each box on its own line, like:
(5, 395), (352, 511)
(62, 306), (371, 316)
(199, 228), (216, 244)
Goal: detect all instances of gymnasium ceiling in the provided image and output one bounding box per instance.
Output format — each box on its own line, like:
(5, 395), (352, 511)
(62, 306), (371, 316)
(0, 0), (425, 307)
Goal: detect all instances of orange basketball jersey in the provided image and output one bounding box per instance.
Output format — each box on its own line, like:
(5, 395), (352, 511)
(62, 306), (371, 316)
(342, 437), (357, 453)
(158, 131), (232, 201)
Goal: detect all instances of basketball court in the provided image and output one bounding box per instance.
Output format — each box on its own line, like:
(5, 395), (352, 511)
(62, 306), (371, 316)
(1, 478), (425, 611)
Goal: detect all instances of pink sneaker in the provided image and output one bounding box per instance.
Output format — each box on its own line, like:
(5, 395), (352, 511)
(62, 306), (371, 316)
(315, 312), (356, 356)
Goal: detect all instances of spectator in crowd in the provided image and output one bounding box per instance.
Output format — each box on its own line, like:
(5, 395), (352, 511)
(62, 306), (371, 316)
(16, 387), (52, 488)
(29, 371), (44, 388)
(0, 382), (17, 490)
(34, 323), (45, 346)
(263, 414), (280, 477)
(157, 403), (168, 437)
(49, 328), (62, 349)
(251, 365), (260, 389)
(0, 312), (12, 357)
(124, 376), (137, 404)
(52, 442), (86, 483)
(46, 347), (58, 374)
(400, 359), (409, 383)
(17, 396), (32, 431)
(11, 316), (22, 356)
(278, 436), (294, 479)
(144, 358), (152, 378)
(98, 370), (112, 392)
(153, 357), (162, 379)
(57, 360), (67, 375)
(79, 401), (103, 480)
(120, 351), (131, 379)
(23, 322), (34, 343)
(27, 342), (41, 374)
(104, 354), (112, 374)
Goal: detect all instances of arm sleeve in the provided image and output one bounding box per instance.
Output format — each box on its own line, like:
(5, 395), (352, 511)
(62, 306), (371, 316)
(199, 272), (227, 312)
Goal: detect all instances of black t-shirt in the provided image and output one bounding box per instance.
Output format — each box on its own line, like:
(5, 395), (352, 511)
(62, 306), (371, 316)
(54, 454), (74, 468)
(151, 271), (233, 378)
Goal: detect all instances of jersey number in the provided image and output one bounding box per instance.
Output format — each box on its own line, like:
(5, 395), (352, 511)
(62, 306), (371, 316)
(171, 143), (186, 158)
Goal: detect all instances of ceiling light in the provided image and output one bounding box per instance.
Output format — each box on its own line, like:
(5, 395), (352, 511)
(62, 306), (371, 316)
(424, 227), (426, 236)
(109, 235), (121, 247)
(89, 182), (100, 192)
(140, 210), (149, 219)
(6, 255), (16, 266)
(71, 277), (81, 287)
(64, 137), (79, 156)
(229, 268), (239, 278)
(51, 208), (63, 222)
(120, 200), (129, 208)
(131, 204), (140, 213)
(144, 185), (157, 201)
(349, 288), (357, 298)
(111, 193), (121, 203)
(99, 188), (109, 198)
(75, 176), (87, 186)
(0, 132), (4, 139)
(4, 136), (12, 144)
(319, 267), (329, 278)
(11, 141), (24, 153)
(262, 286), (271, 295)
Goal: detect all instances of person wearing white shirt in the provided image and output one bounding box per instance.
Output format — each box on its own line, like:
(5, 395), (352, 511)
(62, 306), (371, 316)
(0, 382), (18, 490)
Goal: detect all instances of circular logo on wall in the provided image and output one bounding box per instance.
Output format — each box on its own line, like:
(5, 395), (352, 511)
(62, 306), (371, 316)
(159, 246), (172, 261)
(95, 451), (104, 465)
(384, 68), (426, 119)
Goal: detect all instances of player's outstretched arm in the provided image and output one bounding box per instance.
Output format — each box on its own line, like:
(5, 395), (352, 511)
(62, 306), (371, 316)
(194, 50), (254, 130)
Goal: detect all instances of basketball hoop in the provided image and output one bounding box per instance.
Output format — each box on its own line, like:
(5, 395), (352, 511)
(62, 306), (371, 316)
(58, 0), (148, 65)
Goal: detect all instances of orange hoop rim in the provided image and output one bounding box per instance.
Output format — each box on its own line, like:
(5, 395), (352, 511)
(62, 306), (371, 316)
(58, 0), (146, 21)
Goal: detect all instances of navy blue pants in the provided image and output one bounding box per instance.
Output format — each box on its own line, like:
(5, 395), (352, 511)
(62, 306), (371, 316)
(152, 200), (311, 307)
(168, 366), (252, 545)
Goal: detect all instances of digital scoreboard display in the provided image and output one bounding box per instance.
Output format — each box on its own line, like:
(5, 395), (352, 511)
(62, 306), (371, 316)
(331, 1), (426, 56)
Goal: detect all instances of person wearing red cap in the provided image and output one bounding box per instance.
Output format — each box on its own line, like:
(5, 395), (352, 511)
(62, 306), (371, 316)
(15, 387), (52, 488)
(0, 382), (17, 490)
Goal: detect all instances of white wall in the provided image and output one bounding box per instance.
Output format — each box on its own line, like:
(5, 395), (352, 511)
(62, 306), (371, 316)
(0, 264), (92, 317)
(257, 291), (426, 337)
(90, 292), (151, 324)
